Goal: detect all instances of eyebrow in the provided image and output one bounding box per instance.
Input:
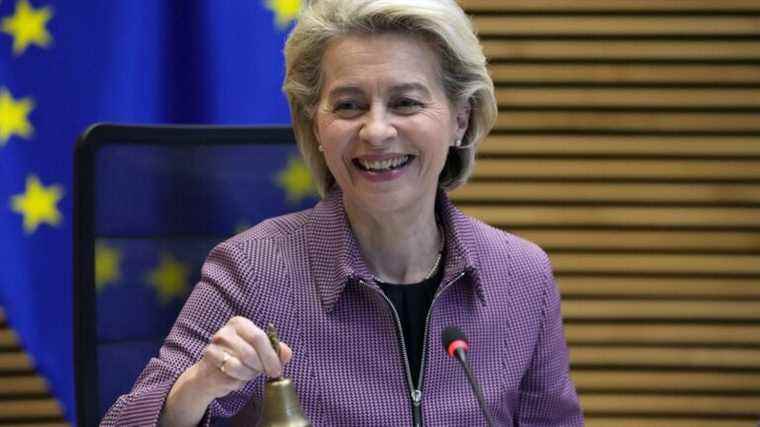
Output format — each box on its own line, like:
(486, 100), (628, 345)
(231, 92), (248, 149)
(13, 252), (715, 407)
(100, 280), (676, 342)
(388, 82), (432, 98)
(326, 86), (363, 100)
(326, 82), (433, 100)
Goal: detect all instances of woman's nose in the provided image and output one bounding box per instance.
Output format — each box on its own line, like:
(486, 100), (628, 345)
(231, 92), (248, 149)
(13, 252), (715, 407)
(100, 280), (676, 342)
(358, 106), (397, 145)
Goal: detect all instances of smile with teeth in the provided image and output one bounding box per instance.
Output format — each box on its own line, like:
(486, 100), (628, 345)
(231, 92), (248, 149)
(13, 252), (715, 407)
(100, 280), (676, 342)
(354, 155), (413, 172)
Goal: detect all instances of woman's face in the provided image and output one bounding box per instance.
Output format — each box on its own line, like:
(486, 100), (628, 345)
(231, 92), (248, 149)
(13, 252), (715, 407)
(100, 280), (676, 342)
(313, 32), (469, 215)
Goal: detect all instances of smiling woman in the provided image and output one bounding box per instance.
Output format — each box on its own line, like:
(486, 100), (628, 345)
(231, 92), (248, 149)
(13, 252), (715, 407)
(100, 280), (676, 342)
(100, 1), (583, 426)
(311, 33), (470, 283)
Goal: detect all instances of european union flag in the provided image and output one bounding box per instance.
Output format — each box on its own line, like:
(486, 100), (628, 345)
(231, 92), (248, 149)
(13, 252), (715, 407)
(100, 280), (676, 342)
(0, 1), (313, 423)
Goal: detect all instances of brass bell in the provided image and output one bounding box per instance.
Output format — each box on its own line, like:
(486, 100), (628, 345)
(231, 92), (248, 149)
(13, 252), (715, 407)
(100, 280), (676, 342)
(256, 324), (311, 427)
(257, 377), (311, 427)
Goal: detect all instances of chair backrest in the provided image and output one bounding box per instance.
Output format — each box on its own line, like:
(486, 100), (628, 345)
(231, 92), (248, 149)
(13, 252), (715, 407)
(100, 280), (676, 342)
(73, 124), (316, 426)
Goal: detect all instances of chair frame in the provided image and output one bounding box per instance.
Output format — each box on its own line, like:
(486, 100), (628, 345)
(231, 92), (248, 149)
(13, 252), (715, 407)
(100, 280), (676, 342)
(73, 124), (295, 426)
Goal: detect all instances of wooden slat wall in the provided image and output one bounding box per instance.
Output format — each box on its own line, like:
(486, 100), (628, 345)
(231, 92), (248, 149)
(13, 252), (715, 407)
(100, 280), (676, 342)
(0, 308), (69, 426)
(454, 1), (760, 426)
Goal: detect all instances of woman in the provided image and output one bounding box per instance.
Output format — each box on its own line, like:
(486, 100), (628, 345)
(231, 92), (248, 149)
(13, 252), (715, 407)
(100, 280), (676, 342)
(102, 0), (583, 425)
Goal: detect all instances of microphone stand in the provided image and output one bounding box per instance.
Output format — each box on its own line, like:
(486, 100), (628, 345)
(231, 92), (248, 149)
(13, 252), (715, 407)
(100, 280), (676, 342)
(453, 347), (495, 427)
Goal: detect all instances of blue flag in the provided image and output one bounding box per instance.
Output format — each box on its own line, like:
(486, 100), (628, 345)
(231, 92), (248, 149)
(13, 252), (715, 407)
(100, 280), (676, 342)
(0, 1), (312, 422)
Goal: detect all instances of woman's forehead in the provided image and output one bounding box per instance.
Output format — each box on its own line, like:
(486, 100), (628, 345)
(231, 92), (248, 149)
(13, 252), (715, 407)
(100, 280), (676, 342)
(319, 33), (444, 94)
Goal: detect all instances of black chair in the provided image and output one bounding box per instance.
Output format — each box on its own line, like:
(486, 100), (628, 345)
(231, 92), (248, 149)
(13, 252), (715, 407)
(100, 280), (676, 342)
(73, 124), (316, 426)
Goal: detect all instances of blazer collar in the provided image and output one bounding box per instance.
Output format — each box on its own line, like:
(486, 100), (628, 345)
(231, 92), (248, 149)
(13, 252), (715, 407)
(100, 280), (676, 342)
(305, 188), (485, 313)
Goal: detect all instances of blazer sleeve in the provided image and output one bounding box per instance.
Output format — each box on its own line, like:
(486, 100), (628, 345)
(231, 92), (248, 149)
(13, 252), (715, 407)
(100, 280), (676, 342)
(515, 253), (584, 426)
(100, 241), (254, 426)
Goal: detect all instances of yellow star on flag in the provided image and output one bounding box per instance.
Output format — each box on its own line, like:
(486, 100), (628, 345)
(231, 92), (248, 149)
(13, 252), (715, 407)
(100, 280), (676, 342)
(0, 87), (34, 146)
(10, 174), (64, 234)
(265, 0), (302, 29)
(1, 0), (54, 56)
(276, 156), (317, 204)
(95, 243), (122, 292)
(146, 253), (190, 304)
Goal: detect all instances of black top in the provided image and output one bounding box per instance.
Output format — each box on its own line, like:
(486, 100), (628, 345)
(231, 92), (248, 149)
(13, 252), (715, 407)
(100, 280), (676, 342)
(378, 265), (443, 387)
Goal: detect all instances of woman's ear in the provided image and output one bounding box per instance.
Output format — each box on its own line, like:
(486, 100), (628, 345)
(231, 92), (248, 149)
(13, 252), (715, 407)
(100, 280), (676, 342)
(454, 100), (472, 141)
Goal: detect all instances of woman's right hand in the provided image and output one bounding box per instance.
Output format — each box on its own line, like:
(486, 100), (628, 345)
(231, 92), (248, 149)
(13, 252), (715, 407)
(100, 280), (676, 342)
(197, 316), (293, 398)
(160, 316), (293, 426)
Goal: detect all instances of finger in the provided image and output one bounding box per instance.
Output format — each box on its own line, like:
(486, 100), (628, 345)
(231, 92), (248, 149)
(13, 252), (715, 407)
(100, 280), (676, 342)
(230, 318), (282, 377)
(279, 342), (293, 364)
(225, 333), (264, 373)
(211, 324), (262, 372)
(211, 327), (261, 373)
(205, 344), (258, 382)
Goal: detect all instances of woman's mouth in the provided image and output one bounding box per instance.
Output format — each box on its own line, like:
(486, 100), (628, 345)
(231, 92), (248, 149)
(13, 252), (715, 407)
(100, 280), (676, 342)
(353, 155), (413, 172)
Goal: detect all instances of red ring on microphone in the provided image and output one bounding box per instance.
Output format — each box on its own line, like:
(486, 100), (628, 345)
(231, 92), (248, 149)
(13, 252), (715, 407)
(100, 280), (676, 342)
(446, 339), (469, 358)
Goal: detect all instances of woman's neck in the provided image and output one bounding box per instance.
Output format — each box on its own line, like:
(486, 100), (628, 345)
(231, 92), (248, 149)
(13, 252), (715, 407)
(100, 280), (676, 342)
(344, 195), (442, 284)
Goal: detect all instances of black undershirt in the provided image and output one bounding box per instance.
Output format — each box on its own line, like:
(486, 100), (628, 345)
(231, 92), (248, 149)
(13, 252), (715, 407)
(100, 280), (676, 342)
(378, 265), (443, 387)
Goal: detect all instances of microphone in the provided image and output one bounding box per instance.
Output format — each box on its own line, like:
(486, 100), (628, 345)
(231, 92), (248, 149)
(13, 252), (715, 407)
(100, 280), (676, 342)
(441, 326), (495, 427)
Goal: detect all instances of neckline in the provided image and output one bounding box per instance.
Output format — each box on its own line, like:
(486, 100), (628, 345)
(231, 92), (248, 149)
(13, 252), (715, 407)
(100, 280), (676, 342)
(376, 260), (444, 288)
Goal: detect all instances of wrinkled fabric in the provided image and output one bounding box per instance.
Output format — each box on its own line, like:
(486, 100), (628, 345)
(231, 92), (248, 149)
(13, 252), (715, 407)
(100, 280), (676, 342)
(101, 189), (583, 426)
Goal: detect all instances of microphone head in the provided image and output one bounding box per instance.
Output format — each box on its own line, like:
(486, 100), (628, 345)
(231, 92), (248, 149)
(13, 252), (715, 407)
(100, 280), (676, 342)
(442, 326), (469, 358)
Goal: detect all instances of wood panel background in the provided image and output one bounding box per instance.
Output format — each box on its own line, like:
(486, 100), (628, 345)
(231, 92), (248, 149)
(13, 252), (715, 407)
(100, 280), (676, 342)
(453, 1), (760, 425)
(0, 307), (67, 426)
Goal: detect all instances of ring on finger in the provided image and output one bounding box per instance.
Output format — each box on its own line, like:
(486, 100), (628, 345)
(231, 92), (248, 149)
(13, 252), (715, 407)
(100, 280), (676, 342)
(218, 351), (231, 374)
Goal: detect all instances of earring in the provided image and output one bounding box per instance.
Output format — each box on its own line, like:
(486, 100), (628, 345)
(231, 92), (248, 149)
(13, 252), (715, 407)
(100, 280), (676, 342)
(453, 138), (462, 147)
(318, 145), (324, 152)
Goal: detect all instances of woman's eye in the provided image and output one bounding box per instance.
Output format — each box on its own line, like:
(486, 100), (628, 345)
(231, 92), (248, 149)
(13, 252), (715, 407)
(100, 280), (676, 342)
(393, 98), (424, 112)
(331, 100), (366, 118)
(333, 100), (361, 112)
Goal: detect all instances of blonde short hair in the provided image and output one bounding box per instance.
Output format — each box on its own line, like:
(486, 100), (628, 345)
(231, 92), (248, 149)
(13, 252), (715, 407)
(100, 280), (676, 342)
(283, 0), (497, 197)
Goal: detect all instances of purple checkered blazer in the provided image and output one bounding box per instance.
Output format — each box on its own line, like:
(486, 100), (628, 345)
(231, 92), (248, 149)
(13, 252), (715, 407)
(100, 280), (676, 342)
(101, 189), (583, 426)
